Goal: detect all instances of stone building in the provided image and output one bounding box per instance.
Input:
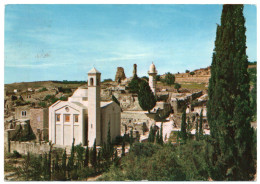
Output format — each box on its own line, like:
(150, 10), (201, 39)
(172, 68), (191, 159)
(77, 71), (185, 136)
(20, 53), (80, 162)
(49, 68), (121, 147)
(30, 108), (49, 141)
(15, 105), (31, 120)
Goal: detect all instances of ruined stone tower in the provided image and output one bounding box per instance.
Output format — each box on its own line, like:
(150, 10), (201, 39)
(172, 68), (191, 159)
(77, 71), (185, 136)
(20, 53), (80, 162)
(148, 62), (157, 96)
(133, 64), (137, 77)
(115, 67), (126, 83)
(88, 67), (101, 146)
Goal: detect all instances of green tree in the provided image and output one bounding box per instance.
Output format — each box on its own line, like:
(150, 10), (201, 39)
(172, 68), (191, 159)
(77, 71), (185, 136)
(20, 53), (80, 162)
(130, 129), (134, 147)
(138, 80), (156, 113)
(107, 122), (113, 158)
(159, 123), (163, 145)
(90, 139), (97, 169)
(199, 109), (203, 137)
(156, 75), (161, 81)
(195, 117), (199, 141)
(180, 110), (187, 142)
(164, 72), (175, 85)
(121, 138), (125, 157)
(84, 146), (89, 167)
(128, 76), (141, 93)
(62, 150), (67, 173)
(67, 139), (75, 175)
(148, 126), (155, 143)
(207, 5), (255, 180)
(174, 83), (181, 92)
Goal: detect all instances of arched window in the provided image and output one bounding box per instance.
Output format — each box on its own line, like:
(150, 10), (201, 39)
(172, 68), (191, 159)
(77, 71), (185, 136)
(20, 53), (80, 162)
(90, 78), (94, 86)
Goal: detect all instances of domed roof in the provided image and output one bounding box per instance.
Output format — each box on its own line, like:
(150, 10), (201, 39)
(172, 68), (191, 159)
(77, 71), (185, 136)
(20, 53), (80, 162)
(149, 62), (157, 73)
(71, 87), (88, 98)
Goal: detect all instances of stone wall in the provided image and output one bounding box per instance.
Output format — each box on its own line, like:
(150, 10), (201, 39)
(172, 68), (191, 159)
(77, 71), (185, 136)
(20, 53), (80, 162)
(175, 75), (210, 83)
(9, 141), (51, 155)
(121, 111), (154, 135)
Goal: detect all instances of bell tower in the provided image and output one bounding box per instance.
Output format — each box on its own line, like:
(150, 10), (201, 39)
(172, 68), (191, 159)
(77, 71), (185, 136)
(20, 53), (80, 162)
(87, 67), (101, 146)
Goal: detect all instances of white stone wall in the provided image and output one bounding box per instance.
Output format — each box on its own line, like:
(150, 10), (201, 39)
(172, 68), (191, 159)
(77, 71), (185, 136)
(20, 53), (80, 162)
(101, 102), (121, 143)
(49, 102), (84, 146)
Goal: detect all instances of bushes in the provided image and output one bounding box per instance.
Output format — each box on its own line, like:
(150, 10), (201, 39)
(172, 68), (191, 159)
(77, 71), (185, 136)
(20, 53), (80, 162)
(39, 87), (48, 92)
(100, 140), (215, 181)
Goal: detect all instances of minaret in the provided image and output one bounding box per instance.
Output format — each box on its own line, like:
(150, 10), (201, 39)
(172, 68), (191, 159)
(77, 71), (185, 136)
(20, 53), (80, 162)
(148, 62), (157, 96)
(87, 67), (101, 147)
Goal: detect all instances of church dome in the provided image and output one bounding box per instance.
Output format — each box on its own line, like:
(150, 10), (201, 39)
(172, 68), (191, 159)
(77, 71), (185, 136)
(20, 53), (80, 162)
(149, 62), (157, 73)
(71, 87), (88, 98)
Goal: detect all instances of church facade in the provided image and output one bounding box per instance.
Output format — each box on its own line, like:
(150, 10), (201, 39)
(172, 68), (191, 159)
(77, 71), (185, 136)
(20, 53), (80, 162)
(49, 68), (121, 147)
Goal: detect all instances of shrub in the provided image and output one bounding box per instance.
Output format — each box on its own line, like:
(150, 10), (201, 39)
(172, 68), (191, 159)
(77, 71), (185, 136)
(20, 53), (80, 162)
(38, 102), (47, 108)
(164, 72), (175, 85)
(103, 78), (113, 83)
(13, 150), (22, 158)
(39, 87), (48, 92)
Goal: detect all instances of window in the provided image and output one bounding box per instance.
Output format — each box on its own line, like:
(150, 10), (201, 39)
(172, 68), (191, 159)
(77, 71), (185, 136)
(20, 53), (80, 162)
(65, 114), (70, 122)
(90, 78), (94, 86)
(56, 114), (60, 122)
(74, 114), (79, 123)
(21, 111), (27, 117)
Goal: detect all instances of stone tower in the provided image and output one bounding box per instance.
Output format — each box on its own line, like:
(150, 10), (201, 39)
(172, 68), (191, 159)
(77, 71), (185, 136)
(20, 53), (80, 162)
(148, 62), (157, 96)
(87, 67), (101, 146)
(133, 64), (137, 77)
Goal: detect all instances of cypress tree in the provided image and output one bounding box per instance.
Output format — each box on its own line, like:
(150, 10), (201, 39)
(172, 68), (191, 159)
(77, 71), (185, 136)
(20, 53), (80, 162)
(67, 139), (75, 173)
(138, 80), (156, 113)
(130, 129), (134, 146)
(180, 110), (187, 142)
(160, 123), (163, 145)
(62, 150), (67, 174)
(121, 138), (125, 157)
(199, 109), (203, 137)
(54, 154), (59, 172)
(84, 145), (89, 167)
(107, 122), (112, 157)
(195, 117), (199, 141)
(90, 139), (97, 169)
(156, 130), (160, 144)
(148, 125), (153, 142)
(207, 5), (255, 180)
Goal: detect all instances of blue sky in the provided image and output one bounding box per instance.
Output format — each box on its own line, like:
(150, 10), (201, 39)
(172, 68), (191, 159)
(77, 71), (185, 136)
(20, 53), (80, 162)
(4, 4), (257, 84)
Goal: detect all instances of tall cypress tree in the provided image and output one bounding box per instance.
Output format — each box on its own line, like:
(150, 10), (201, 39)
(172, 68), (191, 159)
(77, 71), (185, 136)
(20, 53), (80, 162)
(207, 5), (255, 180)
(84, 145), (89, 167)
(195, 117), (199, 141)
(180, 110), (187, 142)
(159, 123), (163, 145)
(62, 150), (67, 174)
(90, 139), (97, 169)
(107, 122), (112, 158)
(138, 80), (156, 113)
(199, 109), (203, 137)
(121, 138), (125, 157)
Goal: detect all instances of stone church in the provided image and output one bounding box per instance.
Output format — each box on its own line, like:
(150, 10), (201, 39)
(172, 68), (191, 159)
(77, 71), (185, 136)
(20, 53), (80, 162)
(49, 68), (121, 147)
